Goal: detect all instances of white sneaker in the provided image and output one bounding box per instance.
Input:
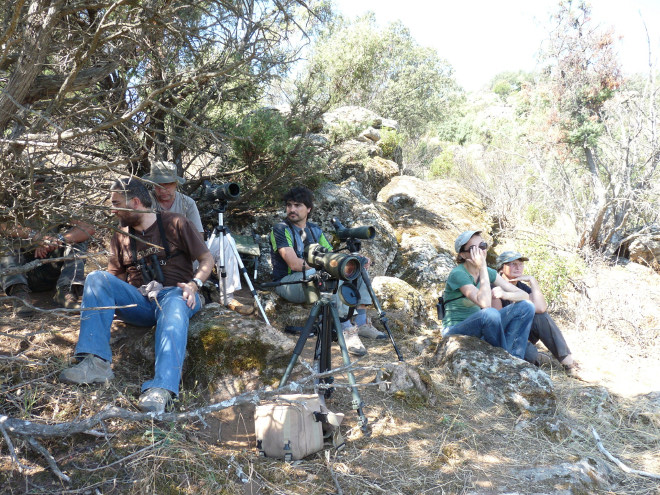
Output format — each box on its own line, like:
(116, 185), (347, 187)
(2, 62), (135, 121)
(343, 326), (367, 356)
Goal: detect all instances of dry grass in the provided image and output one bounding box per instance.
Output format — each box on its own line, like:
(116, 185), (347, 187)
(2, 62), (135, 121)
(1, 257), (660, 494)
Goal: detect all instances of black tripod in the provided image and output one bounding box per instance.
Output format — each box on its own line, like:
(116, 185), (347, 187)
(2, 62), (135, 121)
(342, 237), (404, 362)
(277, 274), (369, 433)
(206, 200), (270, 325)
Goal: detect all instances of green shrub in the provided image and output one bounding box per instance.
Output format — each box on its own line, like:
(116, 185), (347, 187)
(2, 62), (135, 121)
(519, 240), (586, 307)
(379, 128), (403, 159)
(428, 147), (455, 178)
(327, 120), (367, 144)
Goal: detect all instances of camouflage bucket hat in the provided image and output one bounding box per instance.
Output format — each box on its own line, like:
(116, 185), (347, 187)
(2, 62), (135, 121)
(142, 161), (185, 185)
(495, 251), (529, 270)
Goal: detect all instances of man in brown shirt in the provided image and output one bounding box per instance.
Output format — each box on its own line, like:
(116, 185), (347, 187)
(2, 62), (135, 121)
(60, 177), (214, 413)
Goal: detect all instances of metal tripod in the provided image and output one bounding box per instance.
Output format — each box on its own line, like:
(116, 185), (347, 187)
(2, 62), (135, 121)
(278, 283), (369, 433)
(206, 202), (270, 325)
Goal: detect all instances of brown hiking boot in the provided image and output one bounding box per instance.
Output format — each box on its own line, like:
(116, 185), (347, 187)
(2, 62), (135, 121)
(8, 284), (35, 317)
(53, 286), (81, 310)
(227, 298), (255, 316)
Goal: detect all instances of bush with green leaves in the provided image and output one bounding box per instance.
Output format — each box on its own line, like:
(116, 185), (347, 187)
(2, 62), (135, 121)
(378, 128), (403, 160)
(518, 239), (586, 308)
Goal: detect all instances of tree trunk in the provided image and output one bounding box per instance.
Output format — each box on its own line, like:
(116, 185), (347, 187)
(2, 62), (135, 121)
(0, 0), (61, 134)
(578, 146), (609, 249)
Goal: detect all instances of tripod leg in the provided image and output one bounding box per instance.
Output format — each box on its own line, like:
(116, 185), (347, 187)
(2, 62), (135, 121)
(279, 302), (322, 388)
(224, 232), (271, 325)
(330, 302), (369, 433)
(218, 226), (228, 306)
(360, 268), (404, 362)
(314, 304), (334, 399)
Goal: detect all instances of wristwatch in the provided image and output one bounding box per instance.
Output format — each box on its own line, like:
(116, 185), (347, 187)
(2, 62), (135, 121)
(191, 277), (203, 289)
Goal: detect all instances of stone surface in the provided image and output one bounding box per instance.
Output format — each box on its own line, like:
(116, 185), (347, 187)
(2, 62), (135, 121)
(322, 106), (382, 130)
(432, 335), (557, 415)
(376, 361), (436, 405)
(328, 140), (398, 199)
(360, 126), (381, 142)
(378, 176), (493, 300)
(515, 457), (612, 493)
(628, 232), (660, 267)
(136, 303), (296, 400)
(371, 276), (435, 333)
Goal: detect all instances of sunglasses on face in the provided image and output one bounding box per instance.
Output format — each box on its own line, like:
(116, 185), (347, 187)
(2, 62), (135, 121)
(461, 241), (488, 252)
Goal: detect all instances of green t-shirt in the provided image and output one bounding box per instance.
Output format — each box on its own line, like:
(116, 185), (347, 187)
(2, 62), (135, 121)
(442, 264), (497, 327)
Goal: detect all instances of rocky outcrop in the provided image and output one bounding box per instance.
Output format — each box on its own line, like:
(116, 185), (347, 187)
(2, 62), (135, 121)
(132, 303), (295, 401)
(312, 181), (398, 278)
(628, 231), (660, 267)
(431, 335), (556, 415)
(378, 176), (493, 298)
(371, 276), (435, 333)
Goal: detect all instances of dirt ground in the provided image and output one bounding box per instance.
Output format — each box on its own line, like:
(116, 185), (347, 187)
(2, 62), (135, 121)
(1, 262), (660, 494)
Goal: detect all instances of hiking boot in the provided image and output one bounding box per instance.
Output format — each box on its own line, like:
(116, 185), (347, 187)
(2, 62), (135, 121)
(343, 326), (367, 357)
(138, 387), (173, 413)
(53, 286), (82, 310)
(59, 354), (114, 384)
(227, 298), (255, 316)
(8, 284), (35, 317)
(357, 319), (386, 339)
(535, 351), (554, 367)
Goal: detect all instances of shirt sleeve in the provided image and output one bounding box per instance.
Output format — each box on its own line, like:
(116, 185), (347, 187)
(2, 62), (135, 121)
(488, 267), (497, 284)
(176, 215), (209, 261)
(446, 266), (472, 291)
(270, 223), (293, 251)
(107, 233), (127, 276)
(183, 195), (204, 233)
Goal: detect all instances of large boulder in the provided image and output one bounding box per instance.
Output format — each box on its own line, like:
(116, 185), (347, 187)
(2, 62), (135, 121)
(430, 335), (556, 415)
(628, 232), (660, 267)
(312, 181), (399, 277)
(186, 304), (294, 400)
(322, 106), (382, 130)
(371, 276), (437, 333)
(378, 176), (493, 298)
(327, 140), (398, 199)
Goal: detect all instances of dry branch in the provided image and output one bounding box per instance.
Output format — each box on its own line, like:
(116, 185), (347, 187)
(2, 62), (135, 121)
(591, 426), (660, 480)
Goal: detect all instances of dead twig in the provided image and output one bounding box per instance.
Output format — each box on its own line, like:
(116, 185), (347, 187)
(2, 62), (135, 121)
(591, 426), (660, 480)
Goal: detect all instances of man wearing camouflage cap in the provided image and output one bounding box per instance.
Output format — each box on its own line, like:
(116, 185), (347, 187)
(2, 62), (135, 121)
(143, 161), (253, 315)
(494, 251), (580, 377)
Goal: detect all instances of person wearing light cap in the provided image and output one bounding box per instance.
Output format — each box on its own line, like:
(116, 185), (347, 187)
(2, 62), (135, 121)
(142, 161), (253, 316)
(441, 230), (535, 359)
(494, 251), (580, 376)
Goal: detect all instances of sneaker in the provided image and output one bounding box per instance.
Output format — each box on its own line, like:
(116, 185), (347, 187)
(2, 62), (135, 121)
(343, 326), (367, 357)
(357, 320), (387, 339)
(227, 298), (255, 316)
(535, 351), (554, 367)
(138, 387), (173, 413)
(53, 286), (81, 310)
(59, 354), (114, 384)
(8, 284), (35, 317)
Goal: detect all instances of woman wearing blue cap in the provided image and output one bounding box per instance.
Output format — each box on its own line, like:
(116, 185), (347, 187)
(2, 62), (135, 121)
(441, 231), (535, 359)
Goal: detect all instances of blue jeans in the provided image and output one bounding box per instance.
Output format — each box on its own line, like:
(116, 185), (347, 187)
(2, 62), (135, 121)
(275, 269), (371, 317)
(75, 270), (201, 396)
(1, 241), (88, 292)
(443, 301), (534, 358)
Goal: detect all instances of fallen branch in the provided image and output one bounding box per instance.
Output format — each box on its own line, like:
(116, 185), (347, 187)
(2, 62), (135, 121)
(591, 426), (660, 480)
(0, 363), (376, 481)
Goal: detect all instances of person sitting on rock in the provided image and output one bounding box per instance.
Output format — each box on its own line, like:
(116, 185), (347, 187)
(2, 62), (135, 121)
(494, 250), (581, 376)
(269, 186), (385, 356)
(142, 160), (253, 316)
(1, 184), (95, 315)
(59, 177), (214, 413)
(441, 230), (535, 359)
